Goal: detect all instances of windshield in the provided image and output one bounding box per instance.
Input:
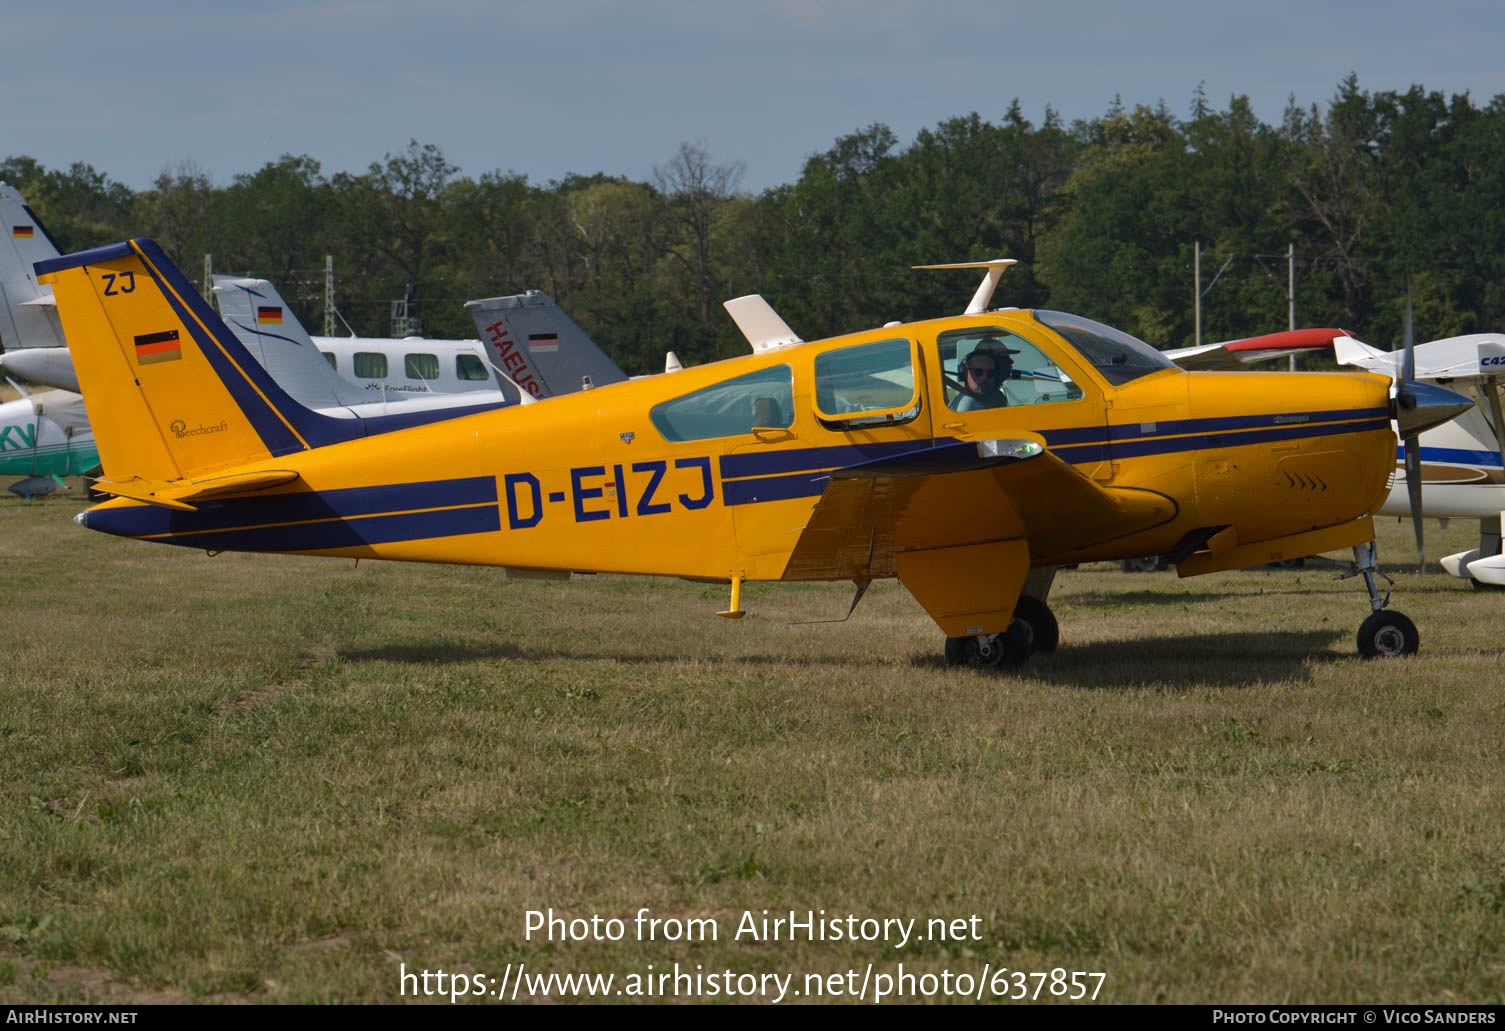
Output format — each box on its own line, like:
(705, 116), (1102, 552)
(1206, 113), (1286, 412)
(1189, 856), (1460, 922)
(1033, 310), (1177, 385)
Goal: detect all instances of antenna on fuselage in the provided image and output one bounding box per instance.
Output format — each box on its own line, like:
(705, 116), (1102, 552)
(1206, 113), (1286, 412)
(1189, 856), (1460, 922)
(913, 258), (1018, 315)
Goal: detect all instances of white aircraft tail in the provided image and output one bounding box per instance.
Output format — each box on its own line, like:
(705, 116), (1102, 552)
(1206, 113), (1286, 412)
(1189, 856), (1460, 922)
(465, 290), (627, 397)
(213, 276), (399, 410)
(0, 182), (68, 352)
(723, 295), (803, 352)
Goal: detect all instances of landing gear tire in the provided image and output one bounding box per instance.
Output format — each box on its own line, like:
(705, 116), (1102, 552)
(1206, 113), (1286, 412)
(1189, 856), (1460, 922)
(944, 620), (1032, 670)
(1357, 610), (1419, 658)
(1121, 555), (1165, 572)
(1470, 577), (1505, 593)
(1011, 595), (1059, 654)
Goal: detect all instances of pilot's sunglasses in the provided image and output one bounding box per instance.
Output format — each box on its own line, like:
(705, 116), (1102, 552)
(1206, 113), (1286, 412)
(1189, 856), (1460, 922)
(965, 365), (996, 379)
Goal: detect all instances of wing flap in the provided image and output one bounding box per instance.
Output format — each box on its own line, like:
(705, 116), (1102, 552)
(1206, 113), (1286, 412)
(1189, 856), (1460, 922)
(782, 445), (1176, 581)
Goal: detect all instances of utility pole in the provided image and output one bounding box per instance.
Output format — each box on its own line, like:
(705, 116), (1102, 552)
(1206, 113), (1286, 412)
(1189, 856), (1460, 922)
(202, 254), (213, 302)
(323, 255), (336, 337)
(1288, 243), (1296, 371)
(1193, 241), (1201, 348)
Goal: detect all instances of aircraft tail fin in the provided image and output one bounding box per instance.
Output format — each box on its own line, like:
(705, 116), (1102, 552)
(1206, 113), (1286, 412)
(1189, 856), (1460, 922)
(0, 182), (68, 352)
(213, 275), (380, 410)
(465, 290), (627, 397)
(724, 295), (803, 352)
(34, 239), (384, 483)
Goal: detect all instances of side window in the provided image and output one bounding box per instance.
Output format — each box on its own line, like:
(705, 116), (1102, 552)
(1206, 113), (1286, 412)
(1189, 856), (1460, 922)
(939, 328), (1082, 411)
(456, 353), (490, 381)
(813, 338), (917, 425)
(650, 365), (794, 443)
(319, 351), (337, 371)
(405, 353), (440, 380)
(353, 352), (388, 379)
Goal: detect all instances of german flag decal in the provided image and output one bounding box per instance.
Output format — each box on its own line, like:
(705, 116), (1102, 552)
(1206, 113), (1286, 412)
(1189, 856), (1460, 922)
(134, 329), (182, 365)
(256, 306), (283, 325)
(12, 226), (34, 238)
(528, 332), (559, 353)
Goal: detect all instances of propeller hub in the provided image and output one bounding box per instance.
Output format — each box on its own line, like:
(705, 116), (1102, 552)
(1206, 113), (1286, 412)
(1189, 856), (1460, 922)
(1392, 380), (1472, 438)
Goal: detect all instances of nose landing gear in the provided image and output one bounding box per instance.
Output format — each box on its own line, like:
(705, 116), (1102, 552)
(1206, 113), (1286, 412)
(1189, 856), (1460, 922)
(1345, 541), (1420, 658)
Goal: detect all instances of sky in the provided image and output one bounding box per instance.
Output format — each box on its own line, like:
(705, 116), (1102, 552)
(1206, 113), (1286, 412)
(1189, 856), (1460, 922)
(5, 0), (1505, 195)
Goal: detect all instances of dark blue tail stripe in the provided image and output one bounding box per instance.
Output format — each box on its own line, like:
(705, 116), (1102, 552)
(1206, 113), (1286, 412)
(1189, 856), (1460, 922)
(87, 477), (497, 538)
(128, 506), (501, 553)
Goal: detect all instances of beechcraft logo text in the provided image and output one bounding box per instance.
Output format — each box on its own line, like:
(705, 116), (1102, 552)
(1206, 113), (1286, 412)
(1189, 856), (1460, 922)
(170, 419), (229, 438)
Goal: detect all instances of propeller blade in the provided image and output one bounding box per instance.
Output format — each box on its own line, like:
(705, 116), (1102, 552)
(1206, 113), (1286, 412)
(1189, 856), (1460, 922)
(1402, 288), (1416, 383)
(1405, 435), (1425, 572)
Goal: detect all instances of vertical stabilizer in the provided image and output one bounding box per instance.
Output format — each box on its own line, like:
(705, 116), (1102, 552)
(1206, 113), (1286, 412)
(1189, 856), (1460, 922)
(214, 275), (387, 410)
(465, 290), (627, 397)
(0, 183), (67, 352)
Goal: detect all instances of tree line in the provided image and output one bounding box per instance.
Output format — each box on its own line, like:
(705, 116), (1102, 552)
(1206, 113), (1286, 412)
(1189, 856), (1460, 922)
(6, 75), (1503, 376)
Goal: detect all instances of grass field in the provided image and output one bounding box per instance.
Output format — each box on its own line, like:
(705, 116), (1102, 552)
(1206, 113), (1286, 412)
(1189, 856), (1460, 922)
(1, 486), (1501, 1005)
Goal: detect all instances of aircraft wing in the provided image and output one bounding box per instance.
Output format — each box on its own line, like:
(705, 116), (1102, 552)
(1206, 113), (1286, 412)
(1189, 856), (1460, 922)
(1335, 333), (1505, 385)
(782, 440), (1177, 581)
(1167, 328), (1353, 370)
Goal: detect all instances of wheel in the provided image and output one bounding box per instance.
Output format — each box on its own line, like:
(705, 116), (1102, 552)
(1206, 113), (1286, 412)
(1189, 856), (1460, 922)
(1121, 555), (1165, 572)
(943, 636), (975, 667)
(1270, 557), (1306, 569)
(1471, 577), (1505, 593)
(1356, 610), (1419, 658)
(944, 620), (1031, 670)
(974, 619), (1032, 669)
(1012, 595), (1059, 654)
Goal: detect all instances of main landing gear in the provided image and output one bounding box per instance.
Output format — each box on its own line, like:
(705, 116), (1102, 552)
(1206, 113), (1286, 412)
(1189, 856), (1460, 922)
(1345, 541), (1420, 658)
(944, 571), (1059, 670)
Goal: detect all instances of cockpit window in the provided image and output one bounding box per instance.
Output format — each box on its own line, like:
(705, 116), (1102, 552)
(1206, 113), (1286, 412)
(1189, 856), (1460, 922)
(1033, 310), (1176, 385)
(938, 328), (1083, 410)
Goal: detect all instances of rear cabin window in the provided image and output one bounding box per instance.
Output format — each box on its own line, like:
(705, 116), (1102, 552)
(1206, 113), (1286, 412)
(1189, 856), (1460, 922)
(456, 353), (490, 381)
(813, 338), (917, 424)
(353, 352), (388, 379)
(405, 353), (440, 380)
(650, 365), (794, 443)
(319, 351), (337, 371)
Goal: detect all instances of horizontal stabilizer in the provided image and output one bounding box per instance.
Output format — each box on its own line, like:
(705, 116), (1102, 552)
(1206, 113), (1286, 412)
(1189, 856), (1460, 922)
(913, 259), (1017, 314)
(93, 469), (302, 510)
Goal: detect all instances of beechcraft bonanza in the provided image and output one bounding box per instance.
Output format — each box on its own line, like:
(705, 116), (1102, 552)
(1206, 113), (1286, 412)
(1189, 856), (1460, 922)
(41, 245), (1471, 663)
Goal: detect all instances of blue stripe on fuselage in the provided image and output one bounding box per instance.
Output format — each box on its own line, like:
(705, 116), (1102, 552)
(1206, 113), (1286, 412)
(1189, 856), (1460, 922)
(84, 476), (499, 550)
(718, 409), (1390, 507)
(1398, 444), (1504, 468)
(1038, 407), (1389, 447)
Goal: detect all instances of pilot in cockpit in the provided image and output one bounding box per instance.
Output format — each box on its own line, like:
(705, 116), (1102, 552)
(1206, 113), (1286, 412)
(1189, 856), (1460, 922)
(953, 337), (1019, 411)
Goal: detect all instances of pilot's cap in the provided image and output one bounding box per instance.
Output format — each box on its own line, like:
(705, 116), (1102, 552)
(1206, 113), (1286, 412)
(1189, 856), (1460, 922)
(972, 335), (1020, 358)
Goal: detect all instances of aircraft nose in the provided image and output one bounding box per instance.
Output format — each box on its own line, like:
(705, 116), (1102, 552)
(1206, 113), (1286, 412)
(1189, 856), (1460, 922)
(1392, 380), (1473, 437)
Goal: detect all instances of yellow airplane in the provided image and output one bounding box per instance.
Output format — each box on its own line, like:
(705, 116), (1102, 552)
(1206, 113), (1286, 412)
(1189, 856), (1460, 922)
(39, 244), (1469, 665)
